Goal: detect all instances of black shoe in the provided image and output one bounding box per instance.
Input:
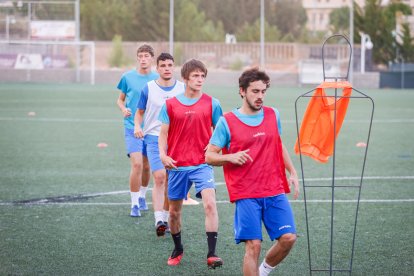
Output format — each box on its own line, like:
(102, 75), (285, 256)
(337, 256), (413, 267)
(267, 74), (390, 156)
(164, 221), (170, 234)
(156, 221), (167, 237)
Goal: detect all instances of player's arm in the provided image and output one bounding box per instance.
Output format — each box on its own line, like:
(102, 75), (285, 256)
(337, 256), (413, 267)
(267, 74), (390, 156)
(116, 92), (131, 118)
(205, 145), (252, 166)
(206, 145), (252, 166)
(158, 123), (177, 169)
(134, 109), (145, 138)
(134, 86), (149, 138)
(282, 143), (299, 199)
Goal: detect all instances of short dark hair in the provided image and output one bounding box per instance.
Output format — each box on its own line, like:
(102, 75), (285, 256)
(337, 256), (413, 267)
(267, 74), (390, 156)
(137, 44), (155, 57)
(238, 67), (270, 91)
(157, 52), (174, 65)
(181, 59), (208, 80)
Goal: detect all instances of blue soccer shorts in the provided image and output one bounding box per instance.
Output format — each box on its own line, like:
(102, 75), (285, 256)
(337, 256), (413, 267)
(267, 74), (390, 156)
(124, 128), (147, 157)
(234, 194), (296, 244)
(144, 135), (164, 172)
(168, 166), (215, 200)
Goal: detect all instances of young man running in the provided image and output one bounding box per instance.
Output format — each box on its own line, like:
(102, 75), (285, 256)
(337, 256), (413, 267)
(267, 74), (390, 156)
(134, 53), (185, 236)
(205, 68), (300, 275)
(158, 59), (223, 269)
(116, 44), (158, 217)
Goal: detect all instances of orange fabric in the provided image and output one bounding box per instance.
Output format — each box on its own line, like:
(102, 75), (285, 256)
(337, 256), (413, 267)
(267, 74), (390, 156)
(294, 81), (352, 163)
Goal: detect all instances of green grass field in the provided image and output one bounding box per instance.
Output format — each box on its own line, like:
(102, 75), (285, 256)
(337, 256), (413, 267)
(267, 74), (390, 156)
(0, 82), (413, 275)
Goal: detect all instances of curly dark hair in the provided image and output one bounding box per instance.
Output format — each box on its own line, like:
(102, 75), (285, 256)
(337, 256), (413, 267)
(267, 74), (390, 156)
(238, 67), (270, 91)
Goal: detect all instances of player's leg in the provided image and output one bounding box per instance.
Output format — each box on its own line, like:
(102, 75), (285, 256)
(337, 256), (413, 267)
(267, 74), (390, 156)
(234, 198), (264, 275)
(166, 170), (189, 266)
(128, 152), (143, 217)
(152, 168), (167, 236)
(258, 233), (296, 275)
(124, 128), (144, 217)
(145, 136), (168, 235)
(164, 175), (170, 232)
(259, 194), (297, 275)
(244, 240), (262, 276)
(138, 154), (150, 210)
(192, 166), (222, 269)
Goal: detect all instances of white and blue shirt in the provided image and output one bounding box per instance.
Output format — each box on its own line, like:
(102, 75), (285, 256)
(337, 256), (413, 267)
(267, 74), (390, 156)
(138, 80), (185, 136)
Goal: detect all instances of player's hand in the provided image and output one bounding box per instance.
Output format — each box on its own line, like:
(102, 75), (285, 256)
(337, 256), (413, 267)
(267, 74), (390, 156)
(288, 173), (299, 200)
(122, 107), (131, 118)
(229, 149), (253, 166)
(134, 126), (144, 138)
(161, 155), (178, 170)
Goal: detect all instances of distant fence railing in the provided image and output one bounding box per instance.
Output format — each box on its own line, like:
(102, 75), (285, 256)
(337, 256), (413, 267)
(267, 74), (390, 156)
(95, 41), (352, 71)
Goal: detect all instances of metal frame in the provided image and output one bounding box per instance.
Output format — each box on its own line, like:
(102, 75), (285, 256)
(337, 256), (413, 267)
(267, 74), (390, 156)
(0, 40), (95, 84)
(295, 34), (374, 275)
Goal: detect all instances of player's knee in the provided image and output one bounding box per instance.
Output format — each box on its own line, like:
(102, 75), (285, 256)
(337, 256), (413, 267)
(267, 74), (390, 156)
(153, 171), (166, 185)
(203, 199), (217, 216)
(169, 208), (181, 221)
(246, 240), (261, 256)
(131, 161), (143, 172)
(142, 161), (150, 171)
(279, 233), (296, 249)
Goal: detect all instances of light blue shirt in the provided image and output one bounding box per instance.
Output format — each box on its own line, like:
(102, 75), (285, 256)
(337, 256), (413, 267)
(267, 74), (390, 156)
(158, 93), (223, 171)
(117, 69), (159, 129)
(210, 107), (282, 150)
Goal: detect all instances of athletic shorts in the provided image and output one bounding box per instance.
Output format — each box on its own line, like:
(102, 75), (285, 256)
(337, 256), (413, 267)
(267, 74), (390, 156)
(144, 135), (164, 172)
(234, 194), (296, 244)
(124, 128), (147, 157)
(168, 166), (215, 200)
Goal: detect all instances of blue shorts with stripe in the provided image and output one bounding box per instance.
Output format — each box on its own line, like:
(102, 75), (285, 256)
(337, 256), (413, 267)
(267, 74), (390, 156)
(168, 166), (215, 200)
(124, 128), (147, 157)
(234, 194), (296, 244)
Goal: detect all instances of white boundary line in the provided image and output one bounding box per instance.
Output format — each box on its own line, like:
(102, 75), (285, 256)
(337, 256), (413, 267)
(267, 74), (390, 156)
(1, 117), (414, 124)
(0, 199), (413, 206)
(1, 176), (413, 206)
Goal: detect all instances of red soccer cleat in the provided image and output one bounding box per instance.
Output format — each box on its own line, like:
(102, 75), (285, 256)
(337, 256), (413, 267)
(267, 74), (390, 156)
(207, 256), (223, 269)
(167, 251), (183, 266)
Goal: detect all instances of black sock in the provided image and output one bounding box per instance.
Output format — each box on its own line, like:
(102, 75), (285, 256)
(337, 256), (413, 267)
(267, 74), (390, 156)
(171, 231), (183, 255)
(206, 232), (218, 258)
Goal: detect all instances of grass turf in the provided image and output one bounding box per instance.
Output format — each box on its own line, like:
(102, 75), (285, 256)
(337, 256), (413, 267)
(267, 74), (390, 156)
(0, 82), (413, 275)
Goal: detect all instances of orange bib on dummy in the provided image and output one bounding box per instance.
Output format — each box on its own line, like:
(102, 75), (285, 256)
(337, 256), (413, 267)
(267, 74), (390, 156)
(294, 81), (352, 163)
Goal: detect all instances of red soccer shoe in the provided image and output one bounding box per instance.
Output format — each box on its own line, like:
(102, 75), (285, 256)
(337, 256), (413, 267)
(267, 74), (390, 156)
(167, 251), (183, 266)
(207, 256), (223, 269)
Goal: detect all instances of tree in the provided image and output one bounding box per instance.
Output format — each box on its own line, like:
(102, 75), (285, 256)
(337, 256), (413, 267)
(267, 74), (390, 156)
(398, 23), (414, 63)
(174, 0), (224, 41)
(329, 6), (350, 34)
(355, 0), (412, 65)
(108, 35), (129, 68)
(236, 19), (281, 42)
(267, 0), (307, 37)
(199, 0), (262, 34)
(80, 0), (224, 42)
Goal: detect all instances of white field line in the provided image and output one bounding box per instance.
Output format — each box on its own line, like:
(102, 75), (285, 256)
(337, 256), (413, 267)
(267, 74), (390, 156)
(1, 117), (414, 124)
(0, 117), (118, 123)
(26, 175), (414, 198)
(0, 199), (413, 206)
(0, 176), (413, 206)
